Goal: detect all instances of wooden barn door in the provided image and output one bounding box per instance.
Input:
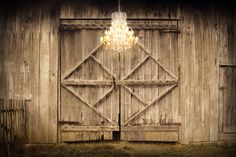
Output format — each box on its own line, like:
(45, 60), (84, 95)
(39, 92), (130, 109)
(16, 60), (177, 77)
(219, 66), (236, 134)
(59, 19), (180, 142)
(119, 27), (179, 142)
(60, 28), (120, 142)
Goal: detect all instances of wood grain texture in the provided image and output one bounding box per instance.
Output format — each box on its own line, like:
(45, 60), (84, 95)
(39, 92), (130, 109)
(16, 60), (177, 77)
(0, 99), (26, 157)
(0, 0), (235, 144)
(0, 2), (59, 143)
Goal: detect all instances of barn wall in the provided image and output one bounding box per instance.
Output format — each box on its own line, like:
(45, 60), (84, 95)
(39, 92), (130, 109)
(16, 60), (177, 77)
(180, 6), (218, 144)
(0, 0), (235, 144)
(0, 1), (59, 143)
(179, 5), (236, 144)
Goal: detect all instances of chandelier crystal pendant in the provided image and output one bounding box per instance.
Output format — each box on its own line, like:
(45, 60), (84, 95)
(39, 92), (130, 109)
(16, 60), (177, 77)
(100, 0), (138, 52)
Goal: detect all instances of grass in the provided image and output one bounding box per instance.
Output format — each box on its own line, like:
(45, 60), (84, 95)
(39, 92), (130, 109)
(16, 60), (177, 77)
(19, 141), (236, 157)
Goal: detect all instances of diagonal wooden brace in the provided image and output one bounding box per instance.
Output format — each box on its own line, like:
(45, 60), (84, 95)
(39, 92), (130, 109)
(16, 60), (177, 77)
(90, 55), (117, 79)
(93, 85), (116, 107)
(122, 55), (150, 80)
(62, 43), (103, 80)
(61, 84), (117, 126)
(123, 84), (177, 126)
(122, 85), (148, 106)
(137, 42), (178, 80)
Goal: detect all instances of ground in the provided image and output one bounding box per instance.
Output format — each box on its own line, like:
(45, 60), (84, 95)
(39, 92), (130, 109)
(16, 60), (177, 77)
(19, 142), (236, 157)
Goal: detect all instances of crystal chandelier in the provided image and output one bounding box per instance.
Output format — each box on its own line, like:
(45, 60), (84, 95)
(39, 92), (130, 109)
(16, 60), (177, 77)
(100, 0), (138, 52)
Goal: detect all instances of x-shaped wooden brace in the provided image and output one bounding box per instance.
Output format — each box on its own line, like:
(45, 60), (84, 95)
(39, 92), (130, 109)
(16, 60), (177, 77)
(61, 42), (178, 126)
(120, 42), (178, 126)
(62, 43), (118, 126)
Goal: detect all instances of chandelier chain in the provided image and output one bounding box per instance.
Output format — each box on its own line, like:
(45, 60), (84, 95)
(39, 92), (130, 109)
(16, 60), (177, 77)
(118, 0), (120, 12)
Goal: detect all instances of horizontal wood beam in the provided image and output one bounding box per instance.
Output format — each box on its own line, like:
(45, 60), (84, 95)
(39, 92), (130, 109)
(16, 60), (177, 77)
(0, 109), (24, 113)
(60, 18), (181, 21)
(59, 121), (82, 125)
(62, 80), (113, 85)
(121, 131), (178, 142)
(119, 80), (178, 85)
(219, 133), (236, 141)
(220, 64), (236, 67)
(121, 126), (179, 132)
(61, 125), (119, 132)
(62, 79), (178, 86)
(223, 127), (236, 133)
(60, 19), (179, 30)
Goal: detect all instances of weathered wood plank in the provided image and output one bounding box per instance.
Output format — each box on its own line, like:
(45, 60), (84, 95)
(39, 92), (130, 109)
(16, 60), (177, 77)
(122, 131), (178, 142)
(62, 79), (178, 86)
(38, 33), (50, 143)
(27, 32), (40, 143)
(61, 125), (119, 132)
(122, 126), (179, 132)
(48, 32), (58, 143)
(60, 19), (179, 30)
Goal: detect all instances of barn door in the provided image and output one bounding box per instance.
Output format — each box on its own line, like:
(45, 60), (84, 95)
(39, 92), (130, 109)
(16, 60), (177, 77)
(59, 19), (180, 142)
(60, 29), (120, 142)
(120, 30), (179, 142)
(219, 66), (236, 134)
